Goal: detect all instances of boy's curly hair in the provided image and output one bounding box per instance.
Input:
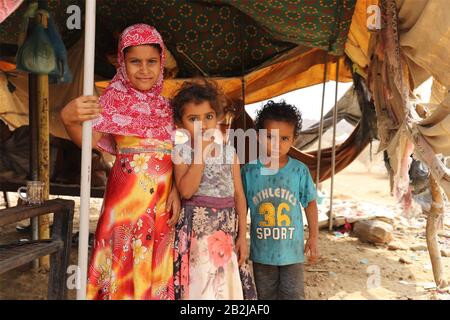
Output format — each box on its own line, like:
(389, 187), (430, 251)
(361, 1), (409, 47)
(172, 79), (225, 124)
(255, 100), (303, 137)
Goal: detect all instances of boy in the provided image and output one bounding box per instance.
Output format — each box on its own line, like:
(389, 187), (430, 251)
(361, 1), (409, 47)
(241, 100), (319, 300)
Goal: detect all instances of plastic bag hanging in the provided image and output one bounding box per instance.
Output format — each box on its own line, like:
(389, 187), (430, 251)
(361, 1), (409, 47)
(15, 10), (56, 75)
(47, 16), (72, 84)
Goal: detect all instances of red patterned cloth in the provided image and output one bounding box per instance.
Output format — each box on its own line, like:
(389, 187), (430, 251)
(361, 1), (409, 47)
(0, 0), (23, 23)
(92, 24), (174, 154)
(87, 136), (175, 300)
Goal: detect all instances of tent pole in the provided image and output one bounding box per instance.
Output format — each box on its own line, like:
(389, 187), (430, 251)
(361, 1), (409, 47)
(328, 0), (342, 232)
(316, 59), (328, 187)
(328, 59), (340, 231)
(36, 10), (51, 270)
(241, 77), (246, 131)
(175, 46), (208, 77)
(414, 105), (447, 287)
(77, 0), (96, 300)
(29, 73), (39, 269)
(240, 25), (246, 133)
(427, 174), (447, 287)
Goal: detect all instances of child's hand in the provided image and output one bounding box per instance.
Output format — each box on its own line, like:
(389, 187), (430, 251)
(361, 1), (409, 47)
(60, 95), (102, 125)
(235, 235), (248, 266)
(304, 235), (319, 264)
(193, 132), (215, 163)
(166, 185), (181, 227)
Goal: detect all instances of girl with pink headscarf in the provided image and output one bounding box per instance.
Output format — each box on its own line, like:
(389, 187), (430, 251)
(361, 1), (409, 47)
(60, 24), (179, 300)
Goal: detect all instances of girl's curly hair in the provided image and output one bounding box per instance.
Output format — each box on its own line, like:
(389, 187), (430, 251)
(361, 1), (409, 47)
(171, 79), (226, 124)
(254, 100), (303, 137)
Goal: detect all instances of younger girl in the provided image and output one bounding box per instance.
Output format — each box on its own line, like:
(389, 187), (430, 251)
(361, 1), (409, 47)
(60, 24), (179, 300)
(171, 80), (256, 300)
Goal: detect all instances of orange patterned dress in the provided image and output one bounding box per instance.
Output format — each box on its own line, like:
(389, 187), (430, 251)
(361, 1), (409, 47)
(87, 135), (174, 300)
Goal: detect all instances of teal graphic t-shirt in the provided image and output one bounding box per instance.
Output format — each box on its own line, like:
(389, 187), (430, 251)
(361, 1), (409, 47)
(241, 157), (317, 265)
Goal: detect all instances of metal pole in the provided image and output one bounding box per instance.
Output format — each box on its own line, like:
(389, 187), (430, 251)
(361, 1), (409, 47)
(77, 0), (96, 300)
(316, 60), (328, 187)
(328, 59), (340, 231)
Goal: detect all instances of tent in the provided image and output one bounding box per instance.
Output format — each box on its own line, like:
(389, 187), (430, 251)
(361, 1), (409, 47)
(1, 0), (357, 118)
(1, 0), (365, 182)
(1, 0), (450, 293)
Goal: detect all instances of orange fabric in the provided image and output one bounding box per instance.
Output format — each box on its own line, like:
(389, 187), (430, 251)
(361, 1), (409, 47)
(0, 61), (15, 72)
(87, 136), (174, 300)
(96, 48), (353, 105)
(345, 0), (375, 72)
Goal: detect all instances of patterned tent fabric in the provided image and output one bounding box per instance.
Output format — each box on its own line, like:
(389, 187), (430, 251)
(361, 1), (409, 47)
(222, 0), (356, 55)
(0, 0), (356, 78)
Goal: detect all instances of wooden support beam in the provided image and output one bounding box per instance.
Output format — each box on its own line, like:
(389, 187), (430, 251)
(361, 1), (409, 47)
(29, 73), (39, 269)
(426, 176), (447, 288)
(0, 199), (75, 299)
(36, 10), (51, 270)
(415, 103), (448, 288)
(0, 200), (72, 226)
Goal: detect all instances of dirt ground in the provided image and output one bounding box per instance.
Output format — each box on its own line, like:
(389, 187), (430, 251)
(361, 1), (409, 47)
(1, 146), (449, 300)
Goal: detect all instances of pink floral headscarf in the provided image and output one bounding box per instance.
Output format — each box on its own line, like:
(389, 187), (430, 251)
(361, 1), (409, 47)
(93, 24), (174, 154)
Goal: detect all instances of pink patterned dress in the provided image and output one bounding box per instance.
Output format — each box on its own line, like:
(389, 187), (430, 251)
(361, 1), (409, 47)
(174, 144), (257, 300)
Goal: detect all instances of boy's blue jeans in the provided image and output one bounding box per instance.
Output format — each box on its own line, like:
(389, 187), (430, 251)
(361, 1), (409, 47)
(252, 262), (305, 300)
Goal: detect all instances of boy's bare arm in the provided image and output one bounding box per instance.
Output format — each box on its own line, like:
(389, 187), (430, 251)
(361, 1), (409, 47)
(304, 199), (319, 263)
(305, 199), (319, 237)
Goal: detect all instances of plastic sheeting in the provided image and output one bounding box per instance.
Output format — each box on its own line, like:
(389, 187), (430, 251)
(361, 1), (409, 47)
(295, 86), (361, 150)
(398, 0), (450, 88)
